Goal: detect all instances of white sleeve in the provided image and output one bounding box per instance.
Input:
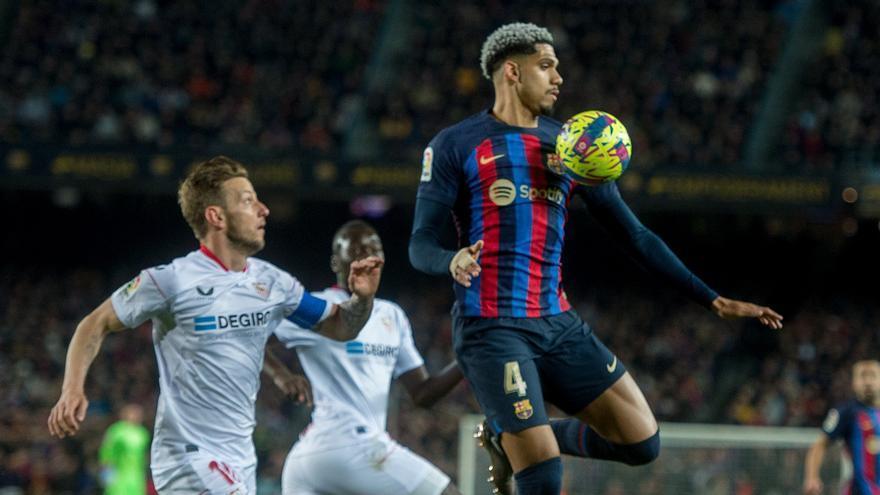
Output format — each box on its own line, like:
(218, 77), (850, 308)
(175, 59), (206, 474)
(110, 268), (171, 328)
(392, 306), (424, 379)
(273, 320), (322, 348)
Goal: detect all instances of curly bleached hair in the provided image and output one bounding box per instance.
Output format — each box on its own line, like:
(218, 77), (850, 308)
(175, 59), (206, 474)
(480, 22), (554, 80)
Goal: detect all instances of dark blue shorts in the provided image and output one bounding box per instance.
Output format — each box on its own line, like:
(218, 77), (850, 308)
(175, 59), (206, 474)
(453, 309), (626, 435)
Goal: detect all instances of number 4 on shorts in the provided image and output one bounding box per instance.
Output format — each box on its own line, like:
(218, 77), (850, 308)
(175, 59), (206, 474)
(504, 361), (527, 397)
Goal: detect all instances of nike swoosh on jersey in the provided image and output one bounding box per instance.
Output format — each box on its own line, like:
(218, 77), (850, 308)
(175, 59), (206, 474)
(606, 356), (618, 373)
(479, 154), (505, 165)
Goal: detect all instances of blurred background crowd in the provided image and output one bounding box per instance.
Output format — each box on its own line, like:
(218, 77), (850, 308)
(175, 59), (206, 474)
(1, 195), (876, 493)
(2, 0), (878, 169)
(2, 0), (879, 493)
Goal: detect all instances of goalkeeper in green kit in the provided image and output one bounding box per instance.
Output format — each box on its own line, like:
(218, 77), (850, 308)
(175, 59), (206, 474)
(99, 404), (150, 495)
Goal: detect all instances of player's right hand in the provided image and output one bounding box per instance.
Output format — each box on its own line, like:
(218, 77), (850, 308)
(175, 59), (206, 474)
(48, 389), (89, 438)
(348, 255), (384, 299)
(802, 477), (822, 495)
(450, 240), (483, 287)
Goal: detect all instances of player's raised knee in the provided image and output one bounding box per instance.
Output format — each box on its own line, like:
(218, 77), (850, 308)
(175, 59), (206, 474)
(621, 430), (660, 466)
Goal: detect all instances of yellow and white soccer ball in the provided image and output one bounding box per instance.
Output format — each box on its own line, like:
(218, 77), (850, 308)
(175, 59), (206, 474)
(555, 110), (632, 185)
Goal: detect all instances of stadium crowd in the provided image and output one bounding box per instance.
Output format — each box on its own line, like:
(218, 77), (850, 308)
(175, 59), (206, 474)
(781, 2), (880, 170)
(5, 0), (879, 173)
(0, 0), (383, 150)
(724, 301), (880, 428)
(15, 0), (880, 173)
(368, 0), (789, 168)
(0, 260), (866, 493)
(0, 0), (796, 167)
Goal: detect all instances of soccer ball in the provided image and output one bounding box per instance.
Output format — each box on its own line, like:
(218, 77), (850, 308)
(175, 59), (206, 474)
(555, 110), (632, 185)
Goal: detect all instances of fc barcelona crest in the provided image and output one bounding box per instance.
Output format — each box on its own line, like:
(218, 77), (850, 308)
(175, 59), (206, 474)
(513, 399), (533, 420)
(546, 153), (565, 176)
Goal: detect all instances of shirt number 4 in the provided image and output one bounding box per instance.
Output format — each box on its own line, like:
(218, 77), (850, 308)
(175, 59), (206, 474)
(504, 361), (528, 397)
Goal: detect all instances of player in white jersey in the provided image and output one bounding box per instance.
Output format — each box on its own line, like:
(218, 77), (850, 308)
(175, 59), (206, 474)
(274, 220), (464, 495)
(47, 156), (383, 494)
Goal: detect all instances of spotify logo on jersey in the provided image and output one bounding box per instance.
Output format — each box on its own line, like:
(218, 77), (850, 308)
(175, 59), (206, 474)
(489, 179), (516, 206)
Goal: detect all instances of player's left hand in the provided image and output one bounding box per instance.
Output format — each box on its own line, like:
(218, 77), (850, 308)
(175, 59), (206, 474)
(271, 370), (313, 407)
(348, 256), (384, 299)
(711, 296), (783, 329)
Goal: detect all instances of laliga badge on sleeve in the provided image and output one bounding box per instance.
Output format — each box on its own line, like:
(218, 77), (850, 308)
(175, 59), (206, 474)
(822, 409), (839, 433)
(122, 276), (142, 299)
(420, 147), (433, 182)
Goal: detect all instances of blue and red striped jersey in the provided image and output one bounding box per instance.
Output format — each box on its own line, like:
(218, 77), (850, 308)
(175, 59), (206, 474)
(417, 110), (575, 318)
(823, 400), (880, 494)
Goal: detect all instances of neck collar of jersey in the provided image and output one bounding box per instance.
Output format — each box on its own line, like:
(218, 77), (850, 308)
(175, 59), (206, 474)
(199, 244), (247, 272)
(486, 108), (540, 130)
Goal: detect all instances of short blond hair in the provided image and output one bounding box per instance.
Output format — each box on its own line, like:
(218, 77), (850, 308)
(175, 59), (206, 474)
(178, 156), (248, 239)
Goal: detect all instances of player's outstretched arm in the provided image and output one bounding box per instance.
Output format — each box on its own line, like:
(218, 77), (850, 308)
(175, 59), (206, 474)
(48, 298), (126, 438)
(711, 296), (783, 329)
(802, 435), (828, 494)
(263, 349), (312, 406)
(399, 361), (465, 408)
(579, 184), (783, 328)
(315, 256), (383, 341)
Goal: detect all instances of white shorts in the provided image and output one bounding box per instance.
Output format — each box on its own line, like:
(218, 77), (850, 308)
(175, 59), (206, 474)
(152, 449), (256, 494)
(281, 431), (450, 495)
